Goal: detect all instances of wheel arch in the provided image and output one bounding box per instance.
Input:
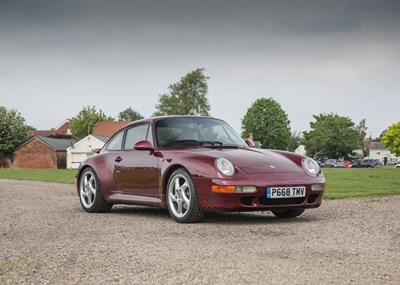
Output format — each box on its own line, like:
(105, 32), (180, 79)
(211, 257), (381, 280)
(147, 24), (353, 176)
(162, 164), (191, 196)
(77, 164), (113, 213)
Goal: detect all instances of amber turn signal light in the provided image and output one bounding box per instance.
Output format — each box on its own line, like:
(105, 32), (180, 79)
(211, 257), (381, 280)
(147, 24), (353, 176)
(211, 185), (236, 193)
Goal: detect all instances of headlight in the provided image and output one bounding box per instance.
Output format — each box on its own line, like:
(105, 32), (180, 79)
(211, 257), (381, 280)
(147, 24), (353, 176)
(302, 157), (320, 176)
(215, 158), (235, 176)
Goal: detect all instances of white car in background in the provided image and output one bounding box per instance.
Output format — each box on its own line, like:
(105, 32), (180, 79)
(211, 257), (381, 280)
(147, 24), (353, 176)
(395, 163), (400, 169)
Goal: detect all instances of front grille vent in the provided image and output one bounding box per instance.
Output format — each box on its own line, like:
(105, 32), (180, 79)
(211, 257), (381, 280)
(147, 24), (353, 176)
(258, 197), (305, 205)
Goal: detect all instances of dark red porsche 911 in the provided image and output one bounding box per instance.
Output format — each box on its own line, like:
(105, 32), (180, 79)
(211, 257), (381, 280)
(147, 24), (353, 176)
(77, 116), (325, 223)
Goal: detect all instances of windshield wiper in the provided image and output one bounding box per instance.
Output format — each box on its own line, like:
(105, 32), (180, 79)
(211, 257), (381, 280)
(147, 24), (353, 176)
(163, 139), (239, 149)
(199, 141), (223, 146)
(163, 139), (203, 147)
(200, 141), (241, 149)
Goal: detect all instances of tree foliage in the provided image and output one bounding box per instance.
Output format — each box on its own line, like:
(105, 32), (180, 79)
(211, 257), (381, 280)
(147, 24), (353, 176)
(70, 106), (114, 138)
(241, 97), (291, 150)
(154, 68), (210, 116)
(118, 107), (144, 122)
(381, 121), (400, 156)
(288, 131), (304, 152)
(0, 106), (32, 155)
(303, 113), (363, 159)
(355, 118), (369, 156)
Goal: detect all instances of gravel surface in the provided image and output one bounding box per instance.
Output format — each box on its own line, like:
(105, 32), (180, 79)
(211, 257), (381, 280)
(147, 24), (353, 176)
(0, 179), (399, 285)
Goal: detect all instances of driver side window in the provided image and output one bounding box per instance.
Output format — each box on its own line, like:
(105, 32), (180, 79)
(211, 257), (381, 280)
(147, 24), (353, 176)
(124, 124), (150, 150)
(107, 131), (124, 150)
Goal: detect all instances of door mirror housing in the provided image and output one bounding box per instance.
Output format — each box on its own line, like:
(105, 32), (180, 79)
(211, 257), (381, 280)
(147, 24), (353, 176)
(134, 140), (154, 152)
(245, 139), (255, 148)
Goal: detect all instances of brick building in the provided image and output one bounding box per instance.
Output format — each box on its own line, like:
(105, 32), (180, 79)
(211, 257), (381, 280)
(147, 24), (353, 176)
(13, 136), (75, 169)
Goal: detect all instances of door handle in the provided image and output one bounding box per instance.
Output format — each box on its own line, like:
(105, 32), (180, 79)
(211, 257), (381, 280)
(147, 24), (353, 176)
(115, 156), (123, 163)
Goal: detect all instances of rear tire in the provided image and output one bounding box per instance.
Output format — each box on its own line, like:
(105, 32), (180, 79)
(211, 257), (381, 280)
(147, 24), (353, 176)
(271, 209), (305, 218)
(166, 168), (203, 223)
(79, 167), (112, 213)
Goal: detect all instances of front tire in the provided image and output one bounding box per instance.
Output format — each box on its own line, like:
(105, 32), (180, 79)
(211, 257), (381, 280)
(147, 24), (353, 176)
(79, 167), (112, 213)
(271, 209), (305, 218)
(166, 168), (203, 223)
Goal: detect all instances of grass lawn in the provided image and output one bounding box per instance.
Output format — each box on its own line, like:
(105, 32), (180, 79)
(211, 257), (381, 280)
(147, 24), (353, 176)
(0, 167), (399, 199)
(0, 169), (77, 184)
(323, 167), (400, 199)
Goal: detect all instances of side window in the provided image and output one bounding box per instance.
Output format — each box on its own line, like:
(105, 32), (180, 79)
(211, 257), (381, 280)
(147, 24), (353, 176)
(107, 131), (124, 150)
(147, 125), (154, 144)
(124, 124), (149, 150)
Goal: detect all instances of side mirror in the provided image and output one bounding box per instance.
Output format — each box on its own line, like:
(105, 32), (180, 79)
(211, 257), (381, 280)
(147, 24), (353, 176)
(134, 140), (154, 152)
(92, 148), (102, 154)
(245, 139), (255, 148)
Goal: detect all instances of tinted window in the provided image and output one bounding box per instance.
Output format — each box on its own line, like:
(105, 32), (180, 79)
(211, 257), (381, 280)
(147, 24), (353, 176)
(124, 124), (149, 150)
(147, 125), (154, 144)
(107, 131), (124, 150)
(155, 117), (246, 148)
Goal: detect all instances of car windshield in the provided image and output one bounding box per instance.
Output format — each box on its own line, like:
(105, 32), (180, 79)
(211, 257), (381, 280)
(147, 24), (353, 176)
(155, 117), (247, 148)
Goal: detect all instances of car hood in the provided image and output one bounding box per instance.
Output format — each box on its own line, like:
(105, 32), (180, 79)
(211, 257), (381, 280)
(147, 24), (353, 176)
(179, 147), (304, 174)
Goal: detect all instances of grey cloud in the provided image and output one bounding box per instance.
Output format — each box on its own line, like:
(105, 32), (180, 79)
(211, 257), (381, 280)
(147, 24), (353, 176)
(1, 0), (399, 137)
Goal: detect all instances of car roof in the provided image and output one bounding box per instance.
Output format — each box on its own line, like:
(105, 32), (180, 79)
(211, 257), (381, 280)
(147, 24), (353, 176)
(124, 115), (222, 128)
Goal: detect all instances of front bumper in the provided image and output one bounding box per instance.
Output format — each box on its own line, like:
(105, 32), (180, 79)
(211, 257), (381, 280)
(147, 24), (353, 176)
(194, 173), (325, 212)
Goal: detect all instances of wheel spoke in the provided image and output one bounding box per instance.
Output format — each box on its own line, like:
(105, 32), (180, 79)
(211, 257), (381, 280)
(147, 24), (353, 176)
(87, 191), (93, 205)
(181, 189), (190, 206)
(169, 191), (177, 202)
(180, 181), (188, 191)
(177, 200), (183, 214)
(174, 178), (181, 191)
(84, 175), (89, 185)
(88, 182), (96, 195)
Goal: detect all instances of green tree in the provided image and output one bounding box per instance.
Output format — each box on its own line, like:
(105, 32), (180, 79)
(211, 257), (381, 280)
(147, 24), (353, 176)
(288, 131), (304, 152)
(356, 119), (368, 141)
(118, 107), (144, 121)
(356, 119), (368, 156)
(303, 113), (362, 159)
(0, 106), (32, 155)
(381, 121), (400, 156)
(241, 97), (291, 150)
(70, 106), (114, 138)
(154, 68), (210, 116)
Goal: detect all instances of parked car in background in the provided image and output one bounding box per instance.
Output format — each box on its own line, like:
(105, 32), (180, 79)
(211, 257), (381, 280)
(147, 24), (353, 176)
(352, 159), (382, 168)
(314, 158), (322, 166)
(395, 163), (400, 169)
(321, 159), (345, 168)
(344, 160), (353, 168)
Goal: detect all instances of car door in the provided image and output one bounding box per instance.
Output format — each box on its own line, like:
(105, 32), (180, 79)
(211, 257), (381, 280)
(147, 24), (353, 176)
(113, 124), (160, 198)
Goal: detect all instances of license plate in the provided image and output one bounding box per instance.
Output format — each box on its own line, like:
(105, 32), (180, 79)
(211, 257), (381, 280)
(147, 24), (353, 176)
(266, 186), (306, 199)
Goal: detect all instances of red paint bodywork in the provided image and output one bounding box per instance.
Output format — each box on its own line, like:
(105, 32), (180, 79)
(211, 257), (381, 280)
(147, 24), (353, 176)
(77, 116), (325, 213)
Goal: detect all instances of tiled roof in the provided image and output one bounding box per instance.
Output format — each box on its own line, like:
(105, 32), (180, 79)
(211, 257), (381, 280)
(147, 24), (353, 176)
(16, 135), (76, 151)
(92, 121), (130, 137)
(28, 120), (71, 137)
(39, 136), (75, 151)
(93, 135), (110, 143)
(369, 142), (385, 150)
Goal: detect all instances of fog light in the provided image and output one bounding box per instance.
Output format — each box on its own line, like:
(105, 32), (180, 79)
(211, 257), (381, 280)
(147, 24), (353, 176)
(236, 186), (257, 193)
(311, 184), (325, 191)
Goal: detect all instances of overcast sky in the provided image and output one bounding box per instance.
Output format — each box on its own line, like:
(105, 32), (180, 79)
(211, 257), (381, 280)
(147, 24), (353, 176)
(1, 0), (399, 138)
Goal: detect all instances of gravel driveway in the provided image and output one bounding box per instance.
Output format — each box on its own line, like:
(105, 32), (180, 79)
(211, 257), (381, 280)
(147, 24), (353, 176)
(1, 179), (399, 285)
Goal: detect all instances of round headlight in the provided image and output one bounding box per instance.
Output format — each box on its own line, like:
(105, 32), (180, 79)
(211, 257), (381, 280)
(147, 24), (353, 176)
(302, 157), (320, 176)
(215, 158), (235, 176)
